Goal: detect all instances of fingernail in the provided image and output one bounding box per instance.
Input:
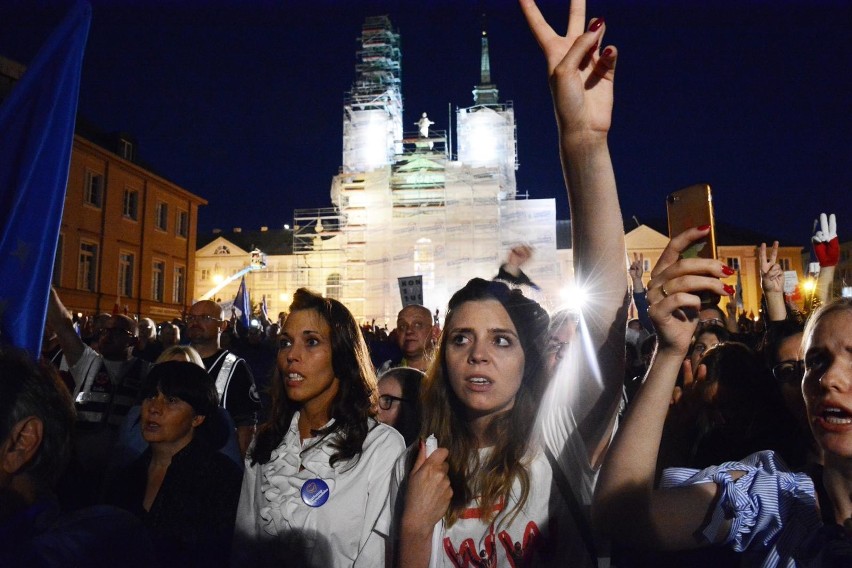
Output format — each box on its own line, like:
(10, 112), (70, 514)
(721, 265), (735, 276)
(723, 284), (735, 295)
(602, 47), (613, 58)
(590, 18), (605, 32)
(697, 224), (711, 231)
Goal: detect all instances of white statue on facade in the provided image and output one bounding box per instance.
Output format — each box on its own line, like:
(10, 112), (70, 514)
(416, 112), (434, 138)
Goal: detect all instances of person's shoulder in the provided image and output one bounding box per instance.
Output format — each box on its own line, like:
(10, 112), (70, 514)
(365, 420), (406, 455)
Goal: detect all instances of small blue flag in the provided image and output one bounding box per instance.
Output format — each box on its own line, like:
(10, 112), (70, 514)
(0, 2), (91, 356)
(234, 276), (251, 328)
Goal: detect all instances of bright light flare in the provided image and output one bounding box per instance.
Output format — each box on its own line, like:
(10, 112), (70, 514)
(802, 278), (817, 293)
(212, 274), (223, 284)
(559, 285), (587, 314)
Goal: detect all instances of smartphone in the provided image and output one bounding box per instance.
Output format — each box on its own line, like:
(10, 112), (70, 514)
(666, 183), (717, 260)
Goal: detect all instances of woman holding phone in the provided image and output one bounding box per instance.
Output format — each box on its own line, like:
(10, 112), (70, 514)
(595, 227), (852, 565)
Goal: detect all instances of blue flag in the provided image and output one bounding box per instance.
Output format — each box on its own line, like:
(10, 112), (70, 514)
(0, 2), (91, 356)
(261, 294), (269, 322)
(234, 277), (251, 328)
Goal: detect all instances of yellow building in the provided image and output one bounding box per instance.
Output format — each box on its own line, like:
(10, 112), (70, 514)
(626, 223), (806, 317)
(53, 128), (207, 320)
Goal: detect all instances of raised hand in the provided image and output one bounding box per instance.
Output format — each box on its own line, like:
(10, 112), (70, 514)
(759, 241), (784, 294)
(629, 252), (645, 289)
(520, 0), (616, 142)
(507, 244), (533, 270)
(812, 212), (839, 267)
(645, 227), (733, 354)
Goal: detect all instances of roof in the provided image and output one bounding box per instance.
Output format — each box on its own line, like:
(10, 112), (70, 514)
(637, 218), (795, 248)
(197, 228), (293, 255)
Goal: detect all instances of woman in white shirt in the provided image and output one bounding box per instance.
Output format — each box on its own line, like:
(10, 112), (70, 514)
(233, 288), (405, 567)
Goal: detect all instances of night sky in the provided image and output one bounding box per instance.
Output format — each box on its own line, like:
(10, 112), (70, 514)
(2, 0), (850, 251)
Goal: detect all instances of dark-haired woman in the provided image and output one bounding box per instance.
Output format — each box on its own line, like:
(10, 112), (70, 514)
(377, 367), (424, 446)
(104, 360), (242, 567)
(233, 288), (405, 567)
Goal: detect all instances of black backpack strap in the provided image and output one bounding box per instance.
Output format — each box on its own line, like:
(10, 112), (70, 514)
(544, 446), (598, 562)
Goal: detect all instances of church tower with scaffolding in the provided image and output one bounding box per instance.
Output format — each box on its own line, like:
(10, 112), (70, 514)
(293, 16), (557, 323)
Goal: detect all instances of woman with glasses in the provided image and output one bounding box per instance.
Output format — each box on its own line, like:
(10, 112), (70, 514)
(595, 229), (852, 566)
(377, 367), (424, 446)
(233, 288), (405, 567)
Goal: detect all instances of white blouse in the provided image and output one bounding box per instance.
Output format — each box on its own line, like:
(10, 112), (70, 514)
(233, 413), (405, 567)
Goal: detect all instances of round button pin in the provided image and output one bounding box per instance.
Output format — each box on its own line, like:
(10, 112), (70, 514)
(300, 478), (330, 507)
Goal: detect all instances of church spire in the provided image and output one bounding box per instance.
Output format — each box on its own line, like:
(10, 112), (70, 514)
(472, 15), (499, 106)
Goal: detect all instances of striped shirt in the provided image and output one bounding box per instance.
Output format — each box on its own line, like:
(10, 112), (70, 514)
(661, 451), (830, 567)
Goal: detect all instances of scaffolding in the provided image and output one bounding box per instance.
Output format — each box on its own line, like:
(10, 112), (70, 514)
(342, 16), (403, 173)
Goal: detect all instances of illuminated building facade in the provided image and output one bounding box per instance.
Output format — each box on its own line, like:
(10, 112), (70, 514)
(196, 16), (567, 323)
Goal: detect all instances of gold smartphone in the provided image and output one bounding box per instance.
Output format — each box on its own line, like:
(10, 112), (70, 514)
(666, 183), (717, 260)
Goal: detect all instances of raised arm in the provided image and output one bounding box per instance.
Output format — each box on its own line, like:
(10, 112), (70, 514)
(812, 213), (838, 305)
(46, 286), (85, 366)
(521, 0), (627, 464)
(759, 241), (787, 322)
(594, 227), (735, 549)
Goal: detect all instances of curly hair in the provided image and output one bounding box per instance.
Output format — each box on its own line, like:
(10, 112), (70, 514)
(419, 278), (550, 527)
(251, 288), (377, 468)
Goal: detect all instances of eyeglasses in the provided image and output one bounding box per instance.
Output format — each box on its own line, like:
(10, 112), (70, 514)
(186, 315), (221, 324)
(772, 360), (805, 384)
(378, 395), (407, 410)
(546, 340), (570, 356)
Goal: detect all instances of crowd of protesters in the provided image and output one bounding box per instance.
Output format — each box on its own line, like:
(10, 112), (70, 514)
(3, 0), (849, 566)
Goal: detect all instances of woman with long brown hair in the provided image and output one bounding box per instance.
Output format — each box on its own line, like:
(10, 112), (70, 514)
(393, 0), (629, 562)
(233, 288), (405, 567)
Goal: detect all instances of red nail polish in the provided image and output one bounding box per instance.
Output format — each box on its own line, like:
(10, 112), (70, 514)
(602, 47), (613, 58)
(723, 284), (735, 295)
(721, 265), (735, 276)
(590, 18), (605, 32)
(697, 224), (711, 231)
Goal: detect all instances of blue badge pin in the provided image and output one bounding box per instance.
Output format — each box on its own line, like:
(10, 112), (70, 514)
(300, 478), (330, 507)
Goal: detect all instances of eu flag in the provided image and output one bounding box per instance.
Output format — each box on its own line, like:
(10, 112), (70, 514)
(0, 2), (91, 355)
(234, 276), (251, 328)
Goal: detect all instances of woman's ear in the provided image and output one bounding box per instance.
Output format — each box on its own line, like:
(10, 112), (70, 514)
(191, 415), (206, 428)
(2, 416), (43, 475)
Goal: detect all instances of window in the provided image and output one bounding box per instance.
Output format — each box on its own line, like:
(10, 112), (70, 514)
(173, 266), (185, 303)
(155, 202), (168, 231)
(52, 234), (63, 287)
(779, 258), (791, 271)
(726, 257), (740, 271)
(326, 273), (342, 300)
(84, 170), (104, 208)
(201, 269), (210, 281)
(152, 260), (165, 301)
(176, 210), (188, 238)
(123, 188), (139, 220)
(118, 252), (134, 298)
(214, 245), (231, 255)
(119, 138), (134, 161)
(643, 258), (651, 272)
(78, 242), (98, 291)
